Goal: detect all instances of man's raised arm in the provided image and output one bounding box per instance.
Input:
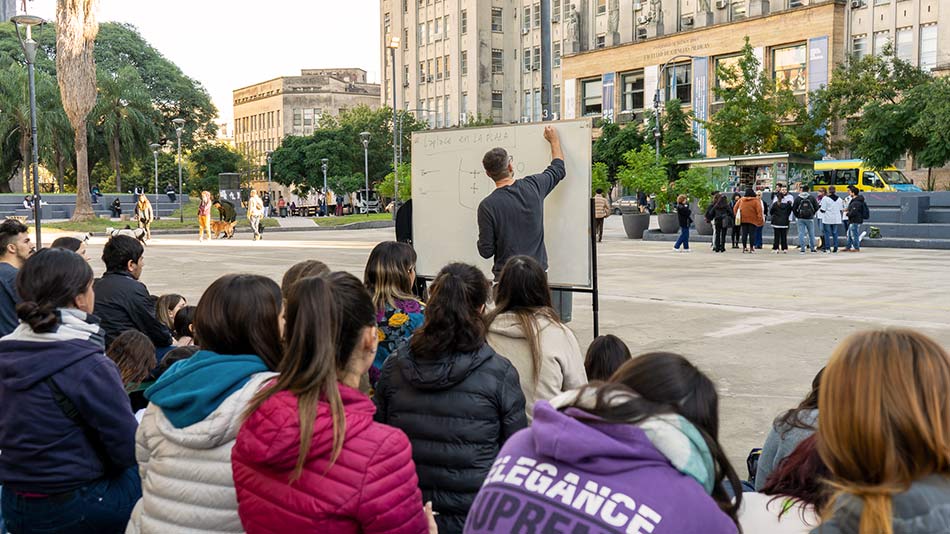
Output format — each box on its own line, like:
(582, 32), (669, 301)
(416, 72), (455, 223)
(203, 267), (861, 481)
(544, 125), (564, 162)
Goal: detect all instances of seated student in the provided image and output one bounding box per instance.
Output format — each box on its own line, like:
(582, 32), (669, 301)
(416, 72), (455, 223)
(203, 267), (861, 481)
(584, 333), (633, 381)
(486, 255), (586, 421)
(755, 369), (823, 491)
(155, 345), (200, 377)
(739, 435), (828, 534)
(0, 248), (140, 534)
(128, 274), (283, 534)
(364, 242), (425, 380)
(233, 272), (435, 534)
(375, 263), (527, 534)
(50, 235), (89, 262)
(817, 329), (950, 534)
(172, 305), (196, 346)
(280, 259), (330, 300)
(105, 330), (157, 412)
(465, 352), (743, 534)
(155, 294), (186, 333)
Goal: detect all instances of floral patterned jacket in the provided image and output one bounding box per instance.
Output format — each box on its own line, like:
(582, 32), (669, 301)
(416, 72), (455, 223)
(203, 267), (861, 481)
(372, 299), (425, 377)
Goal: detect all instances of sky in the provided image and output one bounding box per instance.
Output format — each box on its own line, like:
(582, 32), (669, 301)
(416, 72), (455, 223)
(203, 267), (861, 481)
(27, 0), (381, 129)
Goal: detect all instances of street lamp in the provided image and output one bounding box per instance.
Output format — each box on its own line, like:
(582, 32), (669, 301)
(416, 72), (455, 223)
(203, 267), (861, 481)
(149, 143), (160, 203)
(321, 158), (328, 216)
(359, 131), (370, 216)
(653, 54), (695, 163)
(11, 13), (46, 248)
(172, 118), (185, 222)
(387, 36), (400, 218)
(265, 151), (273, 216)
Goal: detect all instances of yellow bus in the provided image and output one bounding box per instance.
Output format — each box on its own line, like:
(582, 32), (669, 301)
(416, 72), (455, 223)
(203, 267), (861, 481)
(812, 160), (922, 192)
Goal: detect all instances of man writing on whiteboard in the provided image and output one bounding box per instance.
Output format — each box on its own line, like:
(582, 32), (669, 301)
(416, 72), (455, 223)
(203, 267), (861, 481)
(477, 125), (564, 280)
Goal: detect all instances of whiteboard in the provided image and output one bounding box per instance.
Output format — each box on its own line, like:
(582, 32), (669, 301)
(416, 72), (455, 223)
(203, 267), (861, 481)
(411, 119), (593, 288)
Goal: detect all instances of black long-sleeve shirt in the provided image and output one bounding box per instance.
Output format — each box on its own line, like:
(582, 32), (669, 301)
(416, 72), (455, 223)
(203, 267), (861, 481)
(93, 271), (172, 348)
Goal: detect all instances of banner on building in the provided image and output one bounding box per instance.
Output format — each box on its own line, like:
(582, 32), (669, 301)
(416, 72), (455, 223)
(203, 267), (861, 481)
(602, 72), (615, 123)
(808, 36), (829, 92)
(692, 56), (708, 156)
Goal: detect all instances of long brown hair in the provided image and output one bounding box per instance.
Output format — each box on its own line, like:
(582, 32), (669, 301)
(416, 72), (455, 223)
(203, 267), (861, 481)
(363, 241), (418, 312)
(818, 329), (950, 534)
(410, 263), (489, 360)
(486, 255), (560, 386)
(244, 272), (376, 482)
(106, 330), (157, 386)
(155, 293), (185, 330)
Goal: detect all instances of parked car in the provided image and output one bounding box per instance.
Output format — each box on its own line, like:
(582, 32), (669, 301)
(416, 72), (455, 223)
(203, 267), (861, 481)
(612, 196), (638, 215)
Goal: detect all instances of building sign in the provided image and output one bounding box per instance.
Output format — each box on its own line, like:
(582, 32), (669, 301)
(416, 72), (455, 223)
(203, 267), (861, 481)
(808, 36), (829, 92)
(564, 79), (576, 119)
(692, 56), (708, 156)
(641, 37), (713, 63)
(602, 72), (615, 123)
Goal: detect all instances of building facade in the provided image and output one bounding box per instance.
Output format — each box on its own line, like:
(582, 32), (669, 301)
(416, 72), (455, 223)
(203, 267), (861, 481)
(1, 0), (15, 22)
(848, 0), (946, 73)
(232, 68), (380, 167)
(380, 0), (851, 128)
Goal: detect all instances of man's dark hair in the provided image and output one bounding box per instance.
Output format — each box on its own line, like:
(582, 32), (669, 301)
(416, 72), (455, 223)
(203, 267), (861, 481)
(102, 235), (144, 272)
(0, 219), (28, 252)
(482, 147), (510, 181)
(801, 185), (810, 192)
(51, 236), (82, 252)
(595, 188), (604, 194)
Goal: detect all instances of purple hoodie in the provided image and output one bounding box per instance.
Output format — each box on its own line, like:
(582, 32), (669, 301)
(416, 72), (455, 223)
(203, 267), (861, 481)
(464, 400), (737, 534)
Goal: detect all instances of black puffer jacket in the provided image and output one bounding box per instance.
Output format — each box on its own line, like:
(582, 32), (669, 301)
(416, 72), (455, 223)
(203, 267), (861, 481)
(770, 200), (793, 228)
(93, 271), (172, 348)
(374, 343), (527, 534)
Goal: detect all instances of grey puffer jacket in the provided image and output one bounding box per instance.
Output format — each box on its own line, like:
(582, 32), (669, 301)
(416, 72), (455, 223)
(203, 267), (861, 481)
(755, 409), (817, 491)
(813, 475), (950, 534)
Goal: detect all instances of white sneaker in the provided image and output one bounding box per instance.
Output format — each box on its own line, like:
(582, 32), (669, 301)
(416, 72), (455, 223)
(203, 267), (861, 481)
(859, 231), (867, 243)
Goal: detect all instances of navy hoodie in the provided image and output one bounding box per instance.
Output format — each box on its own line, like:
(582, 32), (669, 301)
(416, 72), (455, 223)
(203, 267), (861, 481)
(0, 309), (137, 494)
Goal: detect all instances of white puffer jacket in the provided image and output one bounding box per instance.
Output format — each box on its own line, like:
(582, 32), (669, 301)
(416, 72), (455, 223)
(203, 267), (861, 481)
(126, 373), (275, 534)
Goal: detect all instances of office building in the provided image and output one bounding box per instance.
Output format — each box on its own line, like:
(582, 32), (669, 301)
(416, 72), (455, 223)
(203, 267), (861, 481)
(847, 0), (946, 73)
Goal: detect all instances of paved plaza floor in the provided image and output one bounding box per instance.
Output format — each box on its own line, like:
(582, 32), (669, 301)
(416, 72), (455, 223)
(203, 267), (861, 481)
(79, 216), (950, 472)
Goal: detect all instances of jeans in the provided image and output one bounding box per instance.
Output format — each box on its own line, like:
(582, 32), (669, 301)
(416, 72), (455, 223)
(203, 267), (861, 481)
(674, 225), (690, 250)
(714, 219), (727, 251)
(732, 225), (740, 247)
(595, 218), (605, 242)
(1, 467), (141, 534)
(773, 227), (788, 250)
(740, 223), (756, 249)
(822, 223), (839, 251)
(249, 215), (262, 238)
(847, 222), (861, 250)
(754, 226), (763, 248)
(797, 219), (816, 251)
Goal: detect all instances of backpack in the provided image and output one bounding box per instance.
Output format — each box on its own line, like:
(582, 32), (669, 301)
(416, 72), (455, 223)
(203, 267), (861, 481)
(797, 197), (816, 219)
(861, 200), (870, 220)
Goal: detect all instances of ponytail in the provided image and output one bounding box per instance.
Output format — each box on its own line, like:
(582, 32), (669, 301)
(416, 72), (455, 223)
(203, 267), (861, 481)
(16, 302), (58, 333)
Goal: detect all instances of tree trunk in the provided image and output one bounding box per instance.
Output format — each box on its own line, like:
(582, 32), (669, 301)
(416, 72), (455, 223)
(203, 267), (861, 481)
(927, 167), (935, 192)
(111, 134), (122, 193)
(56, 155), (65, 193)
(72, 121), (94, 221)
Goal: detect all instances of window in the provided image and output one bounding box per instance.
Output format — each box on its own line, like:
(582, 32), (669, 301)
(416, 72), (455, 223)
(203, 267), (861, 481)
(874, 0), (888, 4)
(419, 62), (425, 79)
(597, 0), (606, 14)
(788, 0), (804, 6)
(403, 28), (409, 49)
(873, 30), (889, 57)
(436, 97), (442, 128)
(492, 49), (504, 73)
(461, 92), (468, 119)
(553, 42), (561, 68)
(524, 91), (532, 122)
(852, 35), (867, 60)
(553, 0), (561, 21)
(596, 34), (606, 48)
(523, 6), (531, 32)
(427, 21), (433, 43)
(492, 91), (504, 121)
(444, 15), (450, 36)
(418, 23), (425, 43)
(384, 13), (391, 37)
(533, 2), (541, 27)
(403, 0), (407, 12)
(714, 55), (742, 95)
(461, 10), (467, 34)
(895, 27), (913, 63)
(444, 55), (450, 79)
(492, 8), (503, 32)
(772, 44), (807, 94)
(293, 109), (302, 127)
(920, 24), (937, 71)
(582, 78), (603, 116)
(444, 95), (450, 126)
(553, 84), (561, 118)
(731, 0), (746, 21)
(533, 46), (541, 70)
(523, 48), (531, 72)
(621, 70), (644, 111)
(665, 62), (692, 103)
(435, 57), (442, 79)
(461, 50), (468, 76)
(427, 59), (433, 79)
(303, 109), (314, 127)
(434, 18), (441, 39)
(534, 90), (541, 122)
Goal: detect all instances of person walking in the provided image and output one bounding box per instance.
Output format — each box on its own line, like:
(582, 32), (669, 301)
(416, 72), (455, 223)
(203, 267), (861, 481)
(730, 192), (742, 249)
(0, 219), (33, 337)
(135, 195), (154, 241)
(819, 186), (844, 253)
(770, 196), (793, 254)
(0, 249), (141, 534)
(705, 192), (732, 253)
(247, 189), (265, 241)
(197, 191), (213, 242)
(593, 188), (611, 242)
(792, 186), (819, 254)
(374, 263), (527, 534)
(335, 191), (344, 216)
(477, 126), (564, 281)
(734, 188), (764, 254)
(486, 255), (586, 421)
(845, 185), (868, 252)
(673, 194), (693, 252)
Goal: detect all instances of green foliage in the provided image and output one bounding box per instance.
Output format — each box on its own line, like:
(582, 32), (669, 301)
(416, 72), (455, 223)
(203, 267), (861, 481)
(377, 162), (412, 200)
(591, 162), (610, 197)
(660, 100), (699, 164)
(593, 119), (646, 180)
(707, 37), (825, 157)
(673, 167), (715, 210)
(616, 145), (675, 213)
(908, 77), (950, 187)
(187, 143), (246, 196)
(461, 113), (494, 128)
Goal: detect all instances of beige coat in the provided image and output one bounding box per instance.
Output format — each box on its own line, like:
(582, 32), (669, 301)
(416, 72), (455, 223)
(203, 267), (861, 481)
(594, 194), (611, 219)
(487, 312), (587, 421)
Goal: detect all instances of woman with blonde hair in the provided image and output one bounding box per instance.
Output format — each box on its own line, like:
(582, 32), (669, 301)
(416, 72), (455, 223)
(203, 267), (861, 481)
(136, 194), (154, 240)
(817, 329), (950, 534)
(198, 190), (213, 241)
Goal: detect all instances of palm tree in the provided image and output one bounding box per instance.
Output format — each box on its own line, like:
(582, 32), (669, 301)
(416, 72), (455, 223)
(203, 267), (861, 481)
(92, 66), (155, 193)
(0, 64), (62, 194)
(56, 0), (100, 221)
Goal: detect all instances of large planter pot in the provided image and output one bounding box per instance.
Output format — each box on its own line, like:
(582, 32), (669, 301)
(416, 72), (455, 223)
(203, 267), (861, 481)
(621, 212), (650, 239)
(695, 215), (713, 235)
(657, 213), (680, 233)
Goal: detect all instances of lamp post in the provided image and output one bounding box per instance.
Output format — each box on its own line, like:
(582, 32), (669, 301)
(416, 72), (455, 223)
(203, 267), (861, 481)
(265, 151), (272, 216)
(387, 36), (400, 218)
(359, 132), (370, 216)
(653, 54), (695, 163)
(321, 158), (328, 216)
(172, 118), (185, 222)
(11, 14), (45, 248)
(149, 143), (160, 203)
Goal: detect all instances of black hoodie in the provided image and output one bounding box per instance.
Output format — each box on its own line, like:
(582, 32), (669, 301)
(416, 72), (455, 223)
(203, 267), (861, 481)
(374, 343), (527, 534)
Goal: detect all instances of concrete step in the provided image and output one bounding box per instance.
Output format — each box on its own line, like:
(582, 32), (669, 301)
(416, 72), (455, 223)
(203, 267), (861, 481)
(642, 229), (950, 250)
(925, 208), (950, 224)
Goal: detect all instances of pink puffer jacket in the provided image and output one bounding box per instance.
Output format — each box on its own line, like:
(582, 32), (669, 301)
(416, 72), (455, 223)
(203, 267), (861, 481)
(232, 383), (429, 534)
